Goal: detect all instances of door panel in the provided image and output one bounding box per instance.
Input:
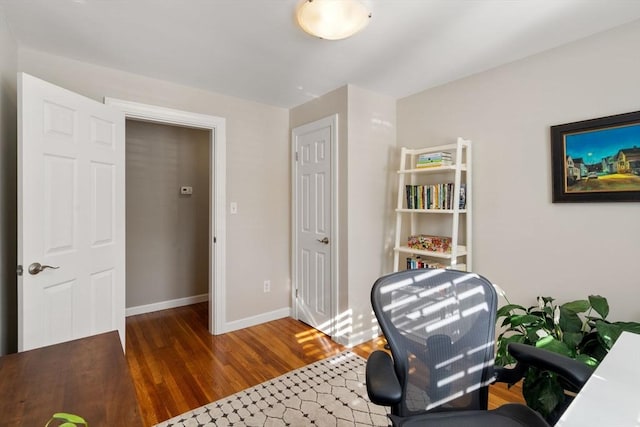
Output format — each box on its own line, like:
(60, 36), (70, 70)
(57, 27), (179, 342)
(43, 155), (76, 254)
(91, 162), (115, 245)
(18, 73), (125, 351)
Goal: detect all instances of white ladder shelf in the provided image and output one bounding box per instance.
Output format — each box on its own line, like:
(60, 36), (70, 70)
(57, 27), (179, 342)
(392, 137), (472, 272)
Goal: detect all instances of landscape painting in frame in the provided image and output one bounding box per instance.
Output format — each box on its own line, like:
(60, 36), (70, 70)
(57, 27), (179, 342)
(551, 110), (640, 202)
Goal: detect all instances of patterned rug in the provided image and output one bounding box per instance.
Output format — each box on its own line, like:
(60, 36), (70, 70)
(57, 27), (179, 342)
(155, 351), (390, 426)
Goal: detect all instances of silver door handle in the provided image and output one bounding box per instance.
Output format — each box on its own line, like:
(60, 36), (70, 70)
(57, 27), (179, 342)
(316, 237), (329, 244)
(28, 262), (60, 275)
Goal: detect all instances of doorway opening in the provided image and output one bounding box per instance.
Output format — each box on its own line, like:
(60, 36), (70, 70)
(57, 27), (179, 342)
(125, 120), (210, 317)
(105, 98), (227, 335)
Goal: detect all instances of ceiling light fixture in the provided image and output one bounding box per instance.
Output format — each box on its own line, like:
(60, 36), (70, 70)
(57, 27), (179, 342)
(296, 0), (372, 41)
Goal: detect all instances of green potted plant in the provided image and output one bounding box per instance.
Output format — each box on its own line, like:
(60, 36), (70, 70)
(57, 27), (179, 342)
(45, 413), (87, 427)
(495, 294), (640, 422)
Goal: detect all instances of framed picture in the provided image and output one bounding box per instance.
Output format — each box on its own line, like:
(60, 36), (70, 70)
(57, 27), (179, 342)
(551, 110), (640, 203)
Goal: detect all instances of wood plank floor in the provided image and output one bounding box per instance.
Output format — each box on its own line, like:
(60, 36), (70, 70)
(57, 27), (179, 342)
(126, 302), (523, 426)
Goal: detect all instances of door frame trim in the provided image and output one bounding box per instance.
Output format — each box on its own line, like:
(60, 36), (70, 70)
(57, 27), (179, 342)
(104, 98), (227, 335)
(291, 114), (339, 339)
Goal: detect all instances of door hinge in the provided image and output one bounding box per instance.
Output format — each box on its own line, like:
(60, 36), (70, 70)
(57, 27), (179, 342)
(295, 288), (299, 298)
(16, 265), (23, 276)
(213, 236), (217, 243)
(295, 151), (299, 161)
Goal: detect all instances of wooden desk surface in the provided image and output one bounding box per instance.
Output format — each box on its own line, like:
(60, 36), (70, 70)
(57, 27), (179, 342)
(0, 331), (143, 427)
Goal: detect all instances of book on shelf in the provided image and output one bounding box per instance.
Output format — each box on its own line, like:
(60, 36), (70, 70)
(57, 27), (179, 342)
(404, 183), (466, 210)
(406, 256), (446, 270)
(416, 152), (452, 168)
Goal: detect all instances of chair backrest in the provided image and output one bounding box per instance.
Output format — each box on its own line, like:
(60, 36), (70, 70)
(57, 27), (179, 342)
(371, 268), (498, 417)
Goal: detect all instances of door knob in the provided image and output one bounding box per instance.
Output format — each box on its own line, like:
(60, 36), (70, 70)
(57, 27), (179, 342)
(316, 237), (329, 244)
(28, 262), (60, 275)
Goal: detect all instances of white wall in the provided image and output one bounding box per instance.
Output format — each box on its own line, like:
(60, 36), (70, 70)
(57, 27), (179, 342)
(0, 6), (18, 355)
(397, 20), (640, 321)
(346, 86), (396, 345)
(17, 47), (291, 325)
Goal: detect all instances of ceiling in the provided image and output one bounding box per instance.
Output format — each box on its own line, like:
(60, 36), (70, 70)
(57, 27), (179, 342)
(2, 0), (640, 109)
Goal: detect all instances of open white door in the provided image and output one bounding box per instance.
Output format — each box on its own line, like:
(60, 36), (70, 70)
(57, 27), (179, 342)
(17, 73), (125, 351)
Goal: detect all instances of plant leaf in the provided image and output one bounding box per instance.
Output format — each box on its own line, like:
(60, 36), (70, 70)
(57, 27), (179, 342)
(574, 353), (599, 368)
(496, 304), (526, 317)
(562, 331), (583, 350)
(526, 328), (546, 344)
(53, 413), (87, 423)
(540, 296), (555, 305)
(511, 314), (544, 327)
(559, 307), (582, 333)
(495, 334), (526, 366)
(535, 336), (572, 356)
(595, 320), (622, 349)
(578, 331), (608, 362)
(588, 295), (609, 319)
(612, 322), (640, 334)
(500, 317), (513, 328)
(522, 368), (564, 418)
(561, 300), (590, 313)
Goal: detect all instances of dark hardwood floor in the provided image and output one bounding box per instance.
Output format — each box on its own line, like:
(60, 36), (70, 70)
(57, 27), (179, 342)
(125, 302), (523, 426)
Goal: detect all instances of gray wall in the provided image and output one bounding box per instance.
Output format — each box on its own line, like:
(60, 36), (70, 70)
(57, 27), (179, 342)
(0, 7), (18, 355)
(398, 20), (640, 321)
(126, 120), (210, 308)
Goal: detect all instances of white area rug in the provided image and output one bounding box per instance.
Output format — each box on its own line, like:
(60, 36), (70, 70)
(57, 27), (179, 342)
(155, 351), (390, 426)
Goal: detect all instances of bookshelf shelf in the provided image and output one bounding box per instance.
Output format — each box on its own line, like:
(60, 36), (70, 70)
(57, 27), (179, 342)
(396, 208), (468, 214)
(392, 137), (472, 272)
(397, 165), (467, 174)
(393, 245), (468, 259)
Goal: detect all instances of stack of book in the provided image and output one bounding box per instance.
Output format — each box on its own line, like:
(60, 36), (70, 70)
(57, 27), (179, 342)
(416, 152), (452, 168)
(405, 183), (466, 210)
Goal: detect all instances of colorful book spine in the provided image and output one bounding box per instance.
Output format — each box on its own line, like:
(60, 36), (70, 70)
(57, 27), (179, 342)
(405, 183), (466, 210)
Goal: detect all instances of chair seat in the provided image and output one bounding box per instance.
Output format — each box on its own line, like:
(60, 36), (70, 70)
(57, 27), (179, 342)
(389, 403), (550, 427)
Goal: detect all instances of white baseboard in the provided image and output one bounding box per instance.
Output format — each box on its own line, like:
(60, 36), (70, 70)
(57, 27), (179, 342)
(221, 307), (292, 334)
(126, 293), (209, 317)
(127, 297), (291, 333)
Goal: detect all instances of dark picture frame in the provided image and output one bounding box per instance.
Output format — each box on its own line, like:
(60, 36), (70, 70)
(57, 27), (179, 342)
(551, 110), (640, 203)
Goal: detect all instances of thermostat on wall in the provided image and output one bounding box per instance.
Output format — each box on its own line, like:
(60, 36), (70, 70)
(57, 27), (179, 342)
(180, 186), (193, 195)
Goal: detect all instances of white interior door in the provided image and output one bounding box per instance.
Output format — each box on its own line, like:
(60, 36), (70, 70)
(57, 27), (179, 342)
(17, 73), (125, 351)
(292, 116), (336, 336)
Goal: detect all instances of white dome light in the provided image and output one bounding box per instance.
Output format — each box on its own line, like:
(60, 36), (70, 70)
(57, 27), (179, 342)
(296, 0), (372, 41)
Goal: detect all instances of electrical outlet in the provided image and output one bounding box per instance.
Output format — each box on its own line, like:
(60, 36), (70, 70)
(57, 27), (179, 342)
(263, 280), (271, 293)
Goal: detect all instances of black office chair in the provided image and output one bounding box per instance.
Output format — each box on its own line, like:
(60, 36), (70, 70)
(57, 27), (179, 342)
(365, 269), (594, 427)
